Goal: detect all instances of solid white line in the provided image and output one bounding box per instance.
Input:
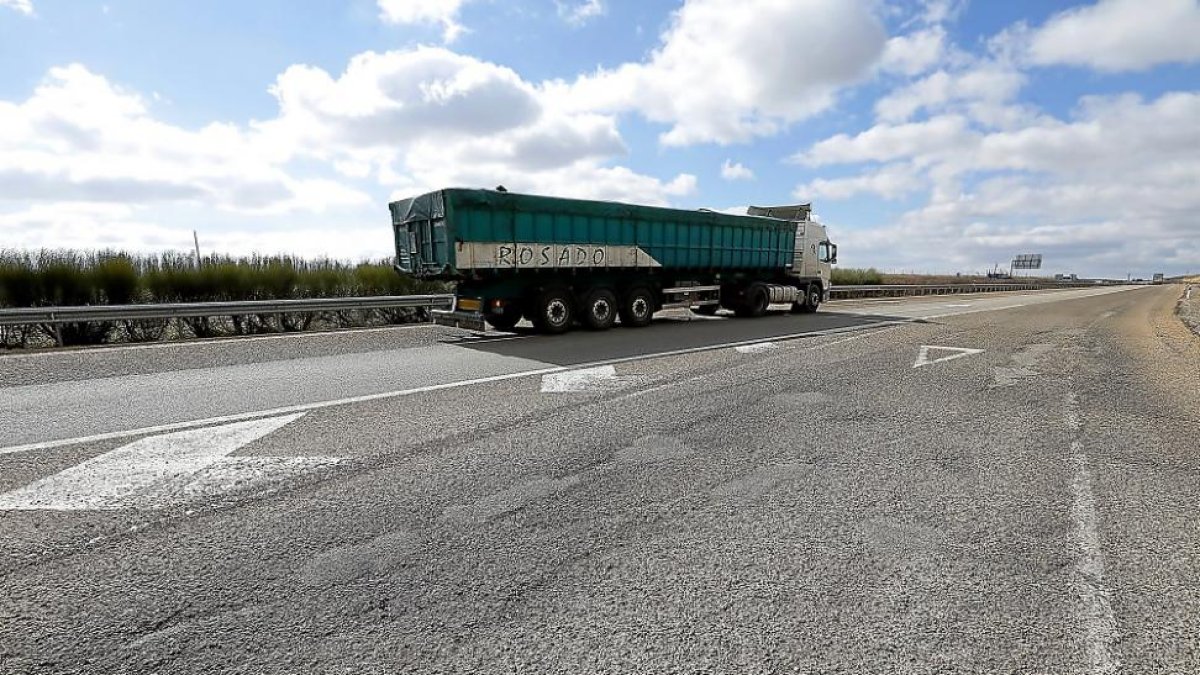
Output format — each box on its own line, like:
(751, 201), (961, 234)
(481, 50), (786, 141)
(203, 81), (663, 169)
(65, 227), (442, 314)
(1064, 390), (1118, 675)
(0, 321), (903, 456)
(917, 286), (1147, 321)
(1069, 443), (1118, 675)
(0, 323), (444, 360)
(0, 366), (567, 456)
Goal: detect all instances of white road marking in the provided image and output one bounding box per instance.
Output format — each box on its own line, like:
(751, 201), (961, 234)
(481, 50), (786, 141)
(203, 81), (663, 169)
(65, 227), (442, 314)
(0, 322), (902, 457)
(912, 345), (984, 368)
(1064, 390), (1118, 674)
(734, 341), (777, 354)
(0, 367), (567, 456)
(0, 413), (339, 510)
(615, 329), (896, 403)
(2, 323), (904, 456)
(0, 323), (444, 360)
(944, 303), (973, 308)
(541, 365), (643, 393)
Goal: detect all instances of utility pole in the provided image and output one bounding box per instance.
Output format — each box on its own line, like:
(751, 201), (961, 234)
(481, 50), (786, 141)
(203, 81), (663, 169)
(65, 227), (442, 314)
(193, 230), (202, 268)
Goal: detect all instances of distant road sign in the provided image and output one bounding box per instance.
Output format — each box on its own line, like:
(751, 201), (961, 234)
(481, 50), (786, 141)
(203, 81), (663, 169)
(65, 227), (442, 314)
(1012, 254), (1043, 270)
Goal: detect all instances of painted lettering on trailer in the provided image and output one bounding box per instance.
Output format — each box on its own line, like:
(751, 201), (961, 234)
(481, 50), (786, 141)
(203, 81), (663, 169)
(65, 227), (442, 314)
(459, 242), (662, 269)
(496, 244), (607, 268)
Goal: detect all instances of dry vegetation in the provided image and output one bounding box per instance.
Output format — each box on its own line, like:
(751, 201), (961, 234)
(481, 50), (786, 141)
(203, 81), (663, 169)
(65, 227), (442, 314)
(0, 250), (445, 348)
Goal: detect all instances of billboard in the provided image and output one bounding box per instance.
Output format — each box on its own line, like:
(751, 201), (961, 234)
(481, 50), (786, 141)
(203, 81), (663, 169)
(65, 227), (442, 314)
(1012, 254), (1043, 270)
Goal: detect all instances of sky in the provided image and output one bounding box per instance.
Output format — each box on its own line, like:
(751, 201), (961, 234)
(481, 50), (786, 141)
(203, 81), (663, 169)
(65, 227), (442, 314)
(1, 0), (1197, 278)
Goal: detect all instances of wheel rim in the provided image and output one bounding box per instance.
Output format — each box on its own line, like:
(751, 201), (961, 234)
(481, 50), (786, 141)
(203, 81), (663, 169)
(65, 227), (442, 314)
(810, 290), (820, 306)
(631, 296), (649, 319)
(546, 299), (568, 326)
(593, 298), (612, 322)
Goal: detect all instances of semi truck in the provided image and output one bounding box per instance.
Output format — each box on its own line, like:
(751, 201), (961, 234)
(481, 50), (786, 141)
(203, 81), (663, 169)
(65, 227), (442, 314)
(391, 188), (837, 333)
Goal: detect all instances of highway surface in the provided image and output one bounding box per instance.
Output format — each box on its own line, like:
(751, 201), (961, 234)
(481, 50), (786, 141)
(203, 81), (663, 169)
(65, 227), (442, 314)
(1, 285), (1197, 673)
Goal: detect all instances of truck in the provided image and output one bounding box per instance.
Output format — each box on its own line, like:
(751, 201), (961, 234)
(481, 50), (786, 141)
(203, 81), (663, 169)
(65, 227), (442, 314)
(390, 188), (838, 333)
(1153, 273), (1165, 284)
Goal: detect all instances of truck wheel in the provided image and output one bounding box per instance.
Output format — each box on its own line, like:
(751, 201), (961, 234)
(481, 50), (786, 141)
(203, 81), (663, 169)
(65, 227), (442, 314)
(795, 284), (821, 313)
(735, 284), (769, 318)
(582, 288), (618, 330)
(534, 288), (573, 334)
(619, 286), (655, 327)
(486, 305), (521, 331)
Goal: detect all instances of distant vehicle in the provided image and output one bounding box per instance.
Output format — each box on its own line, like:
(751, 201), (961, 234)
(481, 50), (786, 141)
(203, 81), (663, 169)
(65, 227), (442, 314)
(391, 188), (837, 333)
(1153, 273), (1165, 284)
(1055, 273), (1078, 281)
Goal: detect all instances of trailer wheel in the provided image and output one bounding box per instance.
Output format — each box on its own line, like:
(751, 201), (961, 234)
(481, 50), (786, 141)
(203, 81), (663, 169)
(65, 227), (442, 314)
(534, 288), (574, 334)
(735, 284), (770, 318)
(581, 288), (618, 330)
(619, 286), (655, 327)
(795, 284), (821, 313)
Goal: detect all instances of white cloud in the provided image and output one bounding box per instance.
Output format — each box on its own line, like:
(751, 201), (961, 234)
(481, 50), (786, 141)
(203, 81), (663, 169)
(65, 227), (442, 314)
(796, 163), (923, 201)
(556, 0), (605, 26)
(258, 47), (693, 205)
(720, 159), (754, 181)
(1025, 0), (1200, 72)
(0, 0), (33, 16)
(376, 0), (472, 42)
(0, 202), (391, 258)
(873, 64), (1026, 123)
(879, 26), (946, 76)
(917, 0), (966, 25)
(796, 115), (975, 166)
(261, 48), (542, 158)
(548, 0), (887, 146)
(0, 47), (701, 255)
(0, 65), (371, 215)
(798, 91), (1200, 276)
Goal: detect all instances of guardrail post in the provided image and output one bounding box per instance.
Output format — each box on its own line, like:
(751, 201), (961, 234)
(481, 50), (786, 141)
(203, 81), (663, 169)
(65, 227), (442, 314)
(50, 314), (64, 347)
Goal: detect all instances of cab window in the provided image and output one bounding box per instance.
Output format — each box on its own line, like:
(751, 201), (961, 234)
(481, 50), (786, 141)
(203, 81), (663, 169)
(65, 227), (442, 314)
(817, 242), (837, 264)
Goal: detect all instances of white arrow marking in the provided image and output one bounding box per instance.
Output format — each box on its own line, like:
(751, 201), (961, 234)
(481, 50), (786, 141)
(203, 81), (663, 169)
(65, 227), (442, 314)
(734, 342), (777, 354)
(540, 365), (643, 393)
(912, 345), (984, 369)
(0, 413), (340, 511)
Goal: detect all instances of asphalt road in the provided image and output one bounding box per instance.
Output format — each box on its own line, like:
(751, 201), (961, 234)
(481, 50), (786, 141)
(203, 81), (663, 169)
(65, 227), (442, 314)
(1, 284), (1197, 674)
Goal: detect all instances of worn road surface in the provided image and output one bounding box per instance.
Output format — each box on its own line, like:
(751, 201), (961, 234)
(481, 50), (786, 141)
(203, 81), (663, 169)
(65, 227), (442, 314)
(2, 285), (1197, 674)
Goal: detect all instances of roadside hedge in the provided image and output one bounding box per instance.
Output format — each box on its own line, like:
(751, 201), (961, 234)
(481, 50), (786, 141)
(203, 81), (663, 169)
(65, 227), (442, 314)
(830, 267), (883, 285)
(0, 249), (445, 348)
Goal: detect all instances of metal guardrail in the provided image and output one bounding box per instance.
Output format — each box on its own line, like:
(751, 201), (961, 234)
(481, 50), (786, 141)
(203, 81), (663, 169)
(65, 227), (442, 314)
(828, 282), (1104, 298)
(0, 295), (454, 327)
(0, 284), (1110, 328)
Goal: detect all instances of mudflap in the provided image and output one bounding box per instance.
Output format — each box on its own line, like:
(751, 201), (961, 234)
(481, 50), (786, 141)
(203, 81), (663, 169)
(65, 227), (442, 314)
(433, 310), (487, 331)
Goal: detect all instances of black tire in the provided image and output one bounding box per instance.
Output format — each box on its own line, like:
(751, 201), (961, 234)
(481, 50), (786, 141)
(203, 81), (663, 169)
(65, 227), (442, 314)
(735, 284), (769, 318)
(619, 286), (655, 327)
(795, 284), (821, 313)
(533, 288), (573, 334)
(486, 304), (521, 331)
(582, 288), (618, 330)
(694, 304), (719, 316)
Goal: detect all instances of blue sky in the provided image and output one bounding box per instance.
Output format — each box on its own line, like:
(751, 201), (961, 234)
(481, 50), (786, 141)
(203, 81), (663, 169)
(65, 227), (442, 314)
(1, 0), (1197, 277)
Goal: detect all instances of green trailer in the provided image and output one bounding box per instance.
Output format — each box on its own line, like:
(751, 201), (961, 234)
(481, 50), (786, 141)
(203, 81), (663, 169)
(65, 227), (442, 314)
(391, 188), (837, 333)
